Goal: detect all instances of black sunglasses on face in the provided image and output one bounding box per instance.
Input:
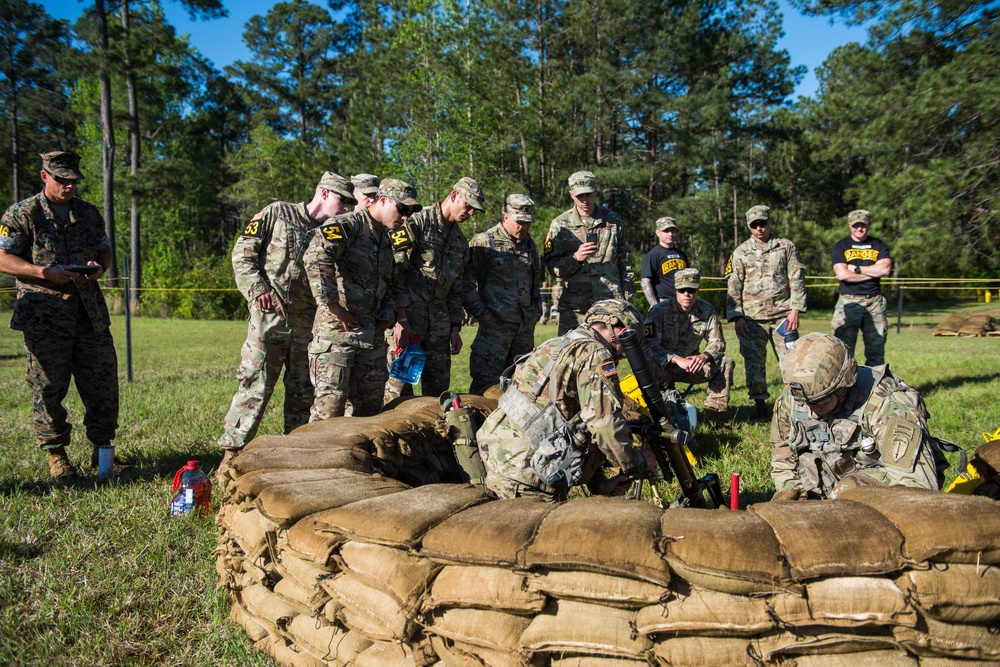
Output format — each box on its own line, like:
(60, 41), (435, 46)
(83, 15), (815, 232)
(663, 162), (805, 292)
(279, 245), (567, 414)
(677, 288), (698, 295)
(749, 221), (768, 230)
(45, 170), (79, 186)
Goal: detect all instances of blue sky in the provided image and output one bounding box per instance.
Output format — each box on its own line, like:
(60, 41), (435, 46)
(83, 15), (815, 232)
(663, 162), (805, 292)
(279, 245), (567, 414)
(47, 0), (868, 99)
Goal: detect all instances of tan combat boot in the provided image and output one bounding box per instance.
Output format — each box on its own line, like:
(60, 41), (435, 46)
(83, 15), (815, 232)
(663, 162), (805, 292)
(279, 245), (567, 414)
(48, 446), (78, 480)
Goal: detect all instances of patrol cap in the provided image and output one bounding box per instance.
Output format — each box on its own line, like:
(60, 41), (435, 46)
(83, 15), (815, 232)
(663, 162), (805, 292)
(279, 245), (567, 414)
(318, 171), (357, 204)
(674, 268), (700, 291)
(505, 194), (534, 223)
(745, 205), (770, 225)
(452, 177), (485, 211)
(568, 170), (596, 196)
(351, 173), (380, 196)
(849, 209), (871, 226)
(40, 151), (84, 180)
(655, 216), (678, 231)
(379, 178), (422, 213)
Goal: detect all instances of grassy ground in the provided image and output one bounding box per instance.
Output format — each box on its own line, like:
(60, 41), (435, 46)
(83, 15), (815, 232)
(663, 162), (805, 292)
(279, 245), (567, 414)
(0, 301), (997, 665)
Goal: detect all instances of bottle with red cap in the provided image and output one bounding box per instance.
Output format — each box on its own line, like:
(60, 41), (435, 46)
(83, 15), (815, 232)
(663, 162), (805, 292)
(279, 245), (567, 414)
(170, 460), (212, 515)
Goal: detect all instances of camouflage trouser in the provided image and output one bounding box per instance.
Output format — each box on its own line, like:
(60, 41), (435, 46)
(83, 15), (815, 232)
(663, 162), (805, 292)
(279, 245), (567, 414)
(831, 293), (887, 366)
(486, 475), (564, 503)
(310, 334), (388, 421)
(384, 333), (453, 402)
(556, 307), (586, 336)
(218, 308), (313, 450)
(738, 317), (789, 401)
(468, 315), (538, 395)
(653, 355), (735, 411)
(24, 328), (119, 450)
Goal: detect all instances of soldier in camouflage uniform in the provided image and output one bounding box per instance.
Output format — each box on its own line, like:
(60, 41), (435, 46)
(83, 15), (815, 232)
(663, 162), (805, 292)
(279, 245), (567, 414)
(305, 178), (420, 420)
(544, 171), (635, 335)
(218, 172), (356, 455)
(830, 209), (892, 366)
(384, 177), (484, 401)
(477, 299), (656, 502)
(643, 269), (734, 425)
(726, 205), (807, 421)
(0, 152), (117, 479)
(463, 194), (543, 394)
(770, 333), (945, 500)
(351, 174), (380, 211)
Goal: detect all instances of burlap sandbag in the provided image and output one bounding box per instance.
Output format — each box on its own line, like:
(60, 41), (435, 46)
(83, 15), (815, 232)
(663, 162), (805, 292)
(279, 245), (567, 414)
(749, 499), (905, 580)
(635, 587), (808, 636)
(651, 635), (773, 667)
(242, 431), (371, 451)
(255, 472), (411, 527)
(229, 600), (270, 642)
(258, 637), (326, 667)
(526, 569), (670, 608)
(235, 582), (310, 640)
(423, 565), (545, 614)
(659, 507), (793, 594)
(229, 444), (371, 478)
(525, 496), (670, 585)
(289, 412), (400, 435)
(323, 572), (418, 642)
(420, 496), (557, 567)
(231, 467), (368, 504)
(282, 513), (348, 565)
(351, 640), (420, 667)
(805, 576), (916, 628)
(311, 483), (489, 548)
(519, 599), (651, 659)
(334, 540), (441, 613)
(226, 506), (279, 564)
(774, 650), (916, 666)
(429, 634), (535, 667)
(839, 486), (1000, 565)
(425, 607), (532, 655)
(273, 551), (332, 611)
(551, 657), (650, 667)
(894, 616), (1000, 659)
(765, 629), (905, 658)
(919, 658), (1000, 667)
(283, 615), (372, 666)
(896, 563), (1000, 624)
(273, 575), (329, 613)
(322, 598), (343, 624)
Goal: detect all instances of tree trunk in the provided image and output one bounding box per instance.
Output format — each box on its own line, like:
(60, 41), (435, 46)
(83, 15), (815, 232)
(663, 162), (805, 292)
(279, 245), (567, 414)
(122, 0), (140, 311)
(10, 92), (18, 203)
(95, 0), (117, 282)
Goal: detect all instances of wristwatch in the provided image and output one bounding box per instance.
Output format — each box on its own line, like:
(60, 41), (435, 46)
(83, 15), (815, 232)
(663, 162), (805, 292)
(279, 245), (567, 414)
(853, 265), (862, 274)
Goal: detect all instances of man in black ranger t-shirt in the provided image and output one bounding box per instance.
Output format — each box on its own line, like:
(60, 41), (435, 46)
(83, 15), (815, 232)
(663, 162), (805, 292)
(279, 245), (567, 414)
(830, 209), (892, 365)
(640, 216), (689, 306)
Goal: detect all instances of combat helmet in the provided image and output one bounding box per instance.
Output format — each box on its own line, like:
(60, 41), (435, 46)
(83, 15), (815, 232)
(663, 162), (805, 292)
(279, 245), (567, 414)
(585, 299), (642, 338)
(781, 332), (857, 403)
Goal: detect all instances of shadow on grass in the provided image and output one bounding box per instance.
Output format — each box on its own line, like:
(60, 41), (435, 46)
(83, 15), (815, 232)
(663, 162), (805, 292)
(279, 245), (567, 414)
(913, 371), (1000, 397)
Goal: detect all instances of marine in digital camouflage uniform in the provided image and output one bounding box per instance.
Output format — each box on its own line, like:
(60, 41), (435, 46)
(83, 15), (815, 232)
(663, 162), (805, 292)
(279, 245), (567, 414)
(544, 171), (635, 335)
(218, 172), (356, 453)
(0, 152), (117, 479)
(463, 194), (543, 394)
(726, 205), (807, 419)
(643, 269), (734, 422)
(477, 299), (655, 501)
(305, 178), (419, 420)
(384, 177), (483, 401)
(830, 209), (892, 366)
(770, 333), (945, 500)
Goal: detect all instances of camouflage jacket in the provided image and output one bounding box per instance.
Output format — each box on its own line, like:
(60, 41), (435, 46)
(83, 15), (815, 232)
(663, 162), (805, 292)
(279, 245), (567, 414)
(304, 209), (396, 348)
(477, 325), (648, 494)
(463, 222), (542, 324)
(0, 192), (111, 336)
(643, 298), (726, 366)
(390, 202), (468, 335)
(770, 365), (935, 493)
(232, 201), (318, 317)
(726, 235), (807, 321)
(543, 205), (635, 309)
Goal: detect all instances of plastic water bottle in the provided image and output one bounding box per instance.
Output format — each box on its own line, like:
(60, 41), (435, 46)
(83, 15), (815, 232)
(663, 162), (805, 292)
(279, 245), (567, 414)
(389, 336), (426, 385)
(171, 460), (212, 515)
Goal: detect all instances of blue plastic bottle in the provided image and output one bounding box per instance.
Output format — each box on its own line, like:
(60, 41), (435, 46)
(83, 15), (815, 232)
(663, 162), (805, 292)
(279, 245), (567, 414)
(389, 335), (426, 385)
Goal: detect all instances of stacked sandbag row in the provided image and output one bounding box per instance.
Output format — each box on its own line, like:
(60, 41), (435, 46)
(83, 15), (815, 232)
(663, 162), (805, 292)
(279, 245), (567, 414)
(216, 400), (1000, 666)
(933, 311), (996, 336)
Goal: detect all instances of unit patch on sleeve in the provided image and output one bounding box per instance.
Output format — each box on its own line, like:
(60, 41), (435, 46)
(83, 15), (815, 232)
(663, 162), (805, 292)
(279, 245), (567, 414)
(321, 222), (345, 243)
(601, 361), (618, 378)
(389, 225), (414, 250)
(241, 214), (264, 238)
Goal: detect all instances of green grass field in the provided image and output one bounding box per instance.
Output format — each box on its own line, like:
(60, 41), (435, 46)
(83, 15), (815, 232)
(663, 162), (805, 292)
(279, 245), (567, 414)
(0, 301), (997, 665)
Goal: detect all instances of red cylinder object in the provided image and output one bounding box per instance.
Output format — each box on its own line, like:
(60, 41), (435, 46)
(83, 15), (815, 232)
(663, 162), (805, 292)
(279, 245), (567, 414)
(730, 473), (740, 511)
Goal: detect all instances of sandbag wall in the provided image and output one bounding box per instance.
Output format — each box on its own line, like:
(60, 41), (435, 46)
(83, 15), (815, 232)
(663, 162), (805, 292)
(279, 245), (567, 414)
(216, 396), (1000, 667)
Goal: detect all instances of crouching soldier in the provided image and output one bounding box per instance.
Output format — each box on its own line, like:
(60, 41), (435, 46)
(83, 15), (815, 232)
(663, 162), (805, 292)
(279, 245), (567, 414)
(477, 299), (656, 501)
(771, 332), (947, 500)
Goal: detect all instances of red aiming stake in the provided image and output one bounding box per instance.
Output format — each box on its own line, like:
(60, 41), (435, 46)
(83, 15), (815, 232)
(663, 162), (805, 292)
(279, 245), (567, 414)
(730, 473), (740, 511)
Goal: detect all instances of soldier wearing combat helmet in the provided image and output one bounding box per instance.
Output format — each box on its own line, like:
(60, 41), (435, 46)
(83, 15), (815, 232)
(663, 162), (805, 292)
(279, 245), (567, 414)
(476, 298), (657, 502)
(770, 332), (946, 500)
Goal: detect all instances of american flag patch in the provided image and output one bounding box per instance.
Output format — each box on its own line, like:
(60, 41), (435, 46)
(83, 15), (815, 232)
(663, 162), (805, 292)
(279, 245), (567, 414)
(601, 362), (617, 377)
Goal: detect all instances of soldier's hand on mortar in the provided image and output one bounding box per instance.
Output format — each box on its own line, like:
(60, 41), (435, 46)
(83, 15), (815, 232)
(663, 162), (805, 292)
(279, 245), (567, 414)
(596, 473), (631, 497)
(256, 291), (275, 311)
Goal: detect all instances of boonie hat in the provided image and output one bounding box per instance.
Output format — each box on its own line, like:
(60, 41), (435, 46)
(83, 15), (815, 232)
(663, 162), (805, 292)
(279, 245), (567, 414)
(318, 172), (357, 204)
(505, 194), (534, 223)
(849, 209), (871, 226)
(674, 268), (700, 291)
(351, 174), (380, 196)
(40, 151), (84, 180)
(568, 170), (596, 196)
(655, 217), (678, 231)
(452, 177), (485, 211)
(379, 178), (422, 213)
(745, 205), (770, 224)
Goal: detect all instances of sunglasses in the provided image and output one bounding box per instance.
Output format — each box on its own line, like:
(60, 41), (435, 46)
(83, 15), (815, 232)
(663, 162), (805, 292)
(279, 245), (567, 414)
(677, 288), (698, 295)
(45, 170), (79, 186)
(851, 223), (869, 228)
(748, 220), (769, 230)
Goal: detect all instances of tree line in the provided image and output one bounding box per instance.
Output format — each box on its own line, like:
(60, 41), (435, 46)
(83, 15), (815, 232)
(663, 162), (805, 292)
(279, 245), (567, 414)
(2, 0), (996, 319)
